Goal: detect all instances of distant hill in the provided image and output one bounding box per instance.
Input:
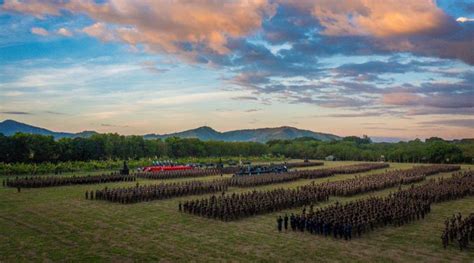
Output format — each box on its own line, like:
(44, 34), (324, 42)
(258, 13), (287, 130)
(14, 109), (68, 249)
(144, 126), (340, 142)
(0, 120), (96, 139)
(0, 119), (341, 142)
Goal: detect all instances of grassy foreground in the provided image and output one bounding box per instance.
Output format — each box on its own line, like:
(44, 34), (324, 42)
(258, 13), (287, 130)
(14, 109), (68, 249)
(0, 161), (473, 262)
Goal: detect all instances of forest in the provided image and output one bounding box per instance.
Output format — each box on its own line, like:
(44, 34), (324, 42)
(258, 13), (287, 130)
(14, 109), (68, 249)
(0, 133), (472, 165)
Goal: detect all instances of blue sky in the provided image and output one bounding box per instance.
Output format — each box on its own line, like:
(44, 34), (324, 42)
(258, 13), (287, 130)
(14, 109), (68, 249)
(0, 0), (473, 139)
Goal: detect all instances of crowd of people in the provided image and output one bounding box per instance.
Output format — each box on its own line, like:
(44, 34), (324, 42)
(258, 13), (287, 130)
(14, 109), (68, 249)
(298, 163), (390, 179)
(315, 164), (460, 197)
(228, 163), (391, 188)
(180, 187), (330, 221)
(135, 168), (228, 180)
(3, 173), (135, 189)
(442, 213), (474, 250)
(280, 170), (474, 240)
(90, 179), (229, 203)
(227, 172), (302, 187)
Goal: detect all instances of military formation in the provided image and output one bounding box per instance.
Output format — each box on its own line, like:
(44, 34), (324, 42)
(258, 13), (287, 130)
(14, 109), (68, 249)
(180, 187), (330, 221)
(298, 163), (390, 179)
(280, 171), (474, 240)
(280, 196), (430, 240)
(135, 168), (228, 180)
(316, 164), (460, 197)
(227, 163), (390, 188)
(442, 213), (474, 250)
(90, 179), (229, 203)
(3, 173), (135, 188)
(228, 172), (302, 187)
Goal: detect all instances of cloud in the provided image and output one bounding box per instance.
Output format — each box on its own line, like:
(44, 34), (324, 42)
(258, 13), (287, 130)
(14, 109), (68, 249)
(407, 107), (474, 116)
(4, 0), (276, 56)
(232, 96), (259, 101)
(457, 17), (474, 23)
(139, 61), (169, 75)
(31, 27), (48, 36)
(100, 123), (129, 128)
(82, 22), (115, 41)
(419, 119), (474, 128)
(245, 108), (261, 112)
(0, 111), (31, 115)
(2, 0), (60, 17)
(4, 0), (473, 65)
(382, 92), (421, 106)
(383, 92), (474, 109)
(285, 0), (455, 37)
(57, 27), (73, 37)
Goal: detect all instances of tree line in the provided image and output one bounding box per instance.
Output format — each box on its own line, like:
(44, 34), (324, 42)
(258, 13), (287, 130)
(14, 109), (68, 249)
(0, 133), (472, 164)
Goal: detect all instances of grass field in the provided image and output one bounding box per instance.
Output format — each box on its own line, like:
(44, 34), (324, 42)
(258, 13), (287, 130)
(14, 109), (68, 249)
(1, 161), (473, 262)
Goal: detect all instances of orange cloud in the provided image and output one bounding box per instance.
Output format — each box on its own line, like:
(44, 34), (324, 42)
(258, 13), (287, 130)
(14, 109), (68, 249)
(31, 26), (48, 36)
(382, 92), (421, 106)
(285, 0), (453, 37)
(2, 0), (60, 17)
(4, 0), (276, 55)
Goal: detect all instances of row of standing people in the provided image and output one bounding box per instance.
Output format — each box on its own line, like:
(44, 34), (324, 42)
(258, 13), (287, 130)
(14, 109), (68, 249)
(442, 213), (474, 250)
(3, 173), (135, 188)
(279, 170), (474, 240)
(89, 179), (228, 203)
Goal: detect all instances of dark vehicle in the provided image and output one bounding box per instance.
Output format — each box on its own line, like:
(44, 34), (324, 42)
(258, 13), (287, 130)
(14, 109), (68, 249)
(234, 164), (288, 176)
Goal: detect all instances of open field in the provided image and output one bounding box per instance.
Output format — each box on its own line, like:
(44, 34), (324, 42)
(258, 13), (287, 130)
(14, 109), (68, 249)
(1, 161), (473, 262)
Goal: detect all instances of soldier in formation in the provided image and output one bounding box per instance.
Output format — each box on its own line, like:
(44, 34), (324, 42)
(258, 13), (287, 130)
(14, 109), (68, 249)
(315, 164), (460, 197)
(4, 173), (135, 188)
(181, 187), (329, 221)
(92, 179), (228, 204)
(136, 168), (226, 180)
(281, 170), (474, 240)
(441, 213), (474, 250)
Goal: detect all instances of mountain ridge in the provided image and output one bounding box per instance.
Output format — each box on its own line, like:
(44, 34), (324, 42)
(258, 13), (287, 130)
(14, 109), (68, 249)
(144, 125), (340, 142)
(0, 119), (340, 142)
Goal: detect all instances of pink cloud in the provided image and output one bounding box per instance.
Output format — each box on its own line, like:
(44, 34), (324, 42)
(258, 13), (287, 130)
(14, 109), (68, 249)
(284, 0), (454, 37)
(4, 0), (276, 56)
(382, 92), (421, 106)
(57, 27), (73, 37)
(30, 26), (48, 36)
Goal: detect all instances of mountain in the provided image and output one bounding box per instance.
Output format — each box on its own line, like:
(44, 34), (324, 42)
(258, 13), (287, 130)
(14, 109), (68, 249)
(0, 120), (96, 139)
(144, 126), (340, 142)
(0, 119), (340, 142)
(370, 136), (409, 143)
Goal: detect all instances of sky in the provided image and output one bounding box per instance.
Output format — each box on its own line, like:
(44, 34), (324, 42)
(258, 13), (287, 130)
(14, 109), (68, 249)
(0, 0), (473, 140)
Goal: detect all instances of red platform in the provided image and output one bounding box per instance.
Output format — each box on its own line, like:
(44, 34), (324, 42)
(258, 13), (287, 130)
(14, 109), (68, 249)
(142, 165), (193, 172)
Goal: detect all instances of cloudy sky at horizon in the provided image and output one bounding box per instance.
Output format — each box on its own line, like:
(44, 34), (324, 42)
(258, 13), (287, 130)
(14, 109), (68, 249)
(0, 0), (473, 139)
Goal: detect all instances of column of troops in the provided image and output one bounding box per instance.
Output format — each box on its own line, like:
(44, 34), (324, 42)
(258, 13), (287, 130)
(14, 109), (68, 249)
(442, 213), (474, 250)
(298, 163), (390, 179)
(180, 187), (330, 221)
(315, 164), (460, 197)
(89, 179), (228, 203)
(135, 168), (221, 180)
(280, 170), (474, 240)
(226, 163), (390, 188)
(3, 173), (135, 188)
(227, 172), (302, 187)
(90, 163), (388, 203)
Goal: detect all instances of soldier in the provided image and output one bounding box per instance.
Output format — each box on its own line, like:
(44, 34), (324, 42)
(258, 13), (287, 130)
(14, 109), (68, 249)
(290, 213), (296, 231)
(85, 190), (89, 200)
(284, 214), (289, 230)
(441, 230), (448, 249)
(277, 216), (283, 232)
